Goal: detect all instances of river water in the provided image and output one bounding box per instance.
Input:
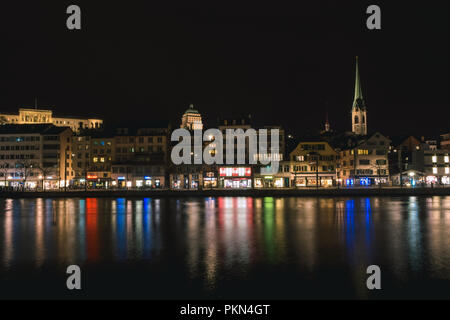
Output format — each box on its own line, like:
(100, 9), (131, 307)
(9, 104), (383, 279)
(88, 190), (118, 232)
(1, 196), (450, 299)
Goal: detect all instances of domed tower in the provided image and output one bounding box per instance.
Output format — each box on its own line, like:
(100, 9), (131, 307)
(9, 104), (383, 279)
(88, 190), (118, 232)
(351, 56), (367, 135)
(180, 104), (203, 130)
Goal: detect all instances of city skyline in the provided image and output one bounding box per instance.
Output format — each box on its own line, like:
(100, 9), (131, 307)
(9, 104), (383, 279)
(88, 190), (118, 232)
(0, 2), (449, 139)
(2, 2), (450, 304)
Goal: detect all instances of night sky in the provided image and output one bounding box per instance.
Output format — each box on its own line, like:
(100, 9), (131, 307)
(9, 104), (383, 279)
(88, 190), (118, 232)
(0, 1), (449, 138)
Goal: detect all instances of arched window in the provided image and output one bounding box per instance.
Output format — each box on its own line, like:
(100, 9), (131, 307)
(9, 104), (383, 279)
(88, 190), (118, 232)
(354, 115), (359, 124)
(362, 115), (366, 124)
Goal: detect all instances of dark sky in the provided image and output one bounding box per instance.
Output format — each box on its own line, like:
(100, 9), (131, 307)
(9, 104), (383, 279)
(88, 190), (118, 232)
(0, 1), (449, 138)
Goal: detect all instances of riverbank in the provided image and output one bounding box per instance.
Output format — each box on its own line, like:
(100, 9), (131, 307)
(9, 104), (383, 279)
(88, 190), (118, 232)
(1, 187), (450, 198)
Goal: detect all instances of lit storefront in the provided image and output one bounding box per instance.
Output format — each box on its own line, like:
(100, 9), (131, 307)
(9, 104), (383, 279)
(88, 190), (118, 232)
(86, 173), (112, 189)
(294, 175), (335, 187)
(254, 175), (285, 188)
(171, 174), (183, 189)
(114, 176), (163, 189)
(218, 167), (252, 189)
(203, 171), (217, 188)
(190, 174), (200, 189)
(134, 176), (162, 188)
(343, 176), (387, 187)
(170, 174), (200, 189)
(111, 164), (165, 189)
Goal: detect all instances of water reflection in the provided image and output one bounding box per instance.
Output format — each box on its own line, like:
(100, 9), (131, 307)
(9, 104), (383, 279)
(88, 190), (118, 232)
(1, 196), (450, 298)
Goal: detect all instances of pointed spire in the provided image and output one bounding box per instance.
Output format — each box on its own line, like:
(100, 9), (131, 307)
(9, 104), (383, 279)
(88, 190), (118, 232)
(324, 103), (330, 132)
(352, 56), (365, 110)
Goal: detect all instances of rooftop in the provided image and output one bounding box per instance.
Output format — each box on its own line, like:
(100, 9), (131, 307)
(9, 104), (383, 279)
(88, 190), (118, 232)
(0, 124), (72, 135)
(183, 104), (200, 115)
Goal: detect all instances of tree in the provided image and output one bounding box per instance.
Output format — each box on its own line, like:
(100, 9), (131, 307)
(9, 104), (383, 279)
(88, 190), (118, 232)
(370, 162), (385, 188)
(0, 162), (10, 187)
(36, 165), (56, 191)
(15, 160), (35, 190)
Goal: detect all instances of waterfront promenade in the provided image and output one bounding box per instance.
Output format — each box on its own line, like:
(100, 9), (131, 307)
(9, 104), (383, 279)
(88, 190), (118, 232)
(1, 186), (450, 198)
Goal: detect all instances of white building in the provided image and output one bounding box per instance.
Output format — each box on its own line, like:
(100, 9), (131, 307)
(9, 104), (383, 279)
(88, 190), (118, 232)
(0, 124), (74, 189)
(180, 104), (203, 131)
(423, 150), (450, 185)
(0, 108), (103, 133)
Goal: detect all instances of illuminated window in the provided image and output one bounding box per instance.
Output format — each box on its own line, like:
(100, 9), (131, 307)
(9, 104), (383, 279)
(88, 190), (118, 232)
(100, 157), (105, 163)
(93, 157), (98, 163)
(445, 156), (449, 163)
(433, 167), (438, 174)
(446, 167), (450, 174)
(432, 155), (437, 163)
(358, 149), (369, 155)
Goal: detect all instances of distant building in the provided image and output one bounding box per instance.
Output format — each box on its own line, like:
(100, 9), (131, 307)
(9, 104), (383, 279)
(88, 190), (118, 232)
(288, 140), (338, 188)
(441, 132), (450, 150)
(111, 125), (170, 188)
(387, 135), (450, 186)
(0, 124), (73, 189)
(339, 132), (390, 186)
(180, 104), (203, 130)
(388, 135), (423, 185)
(0, 108), (103, 133)
(422, 149), (450, 185)
(217, 115), (285, 189)
(72, 133), (115, 188)
(351, 57), (367, 136)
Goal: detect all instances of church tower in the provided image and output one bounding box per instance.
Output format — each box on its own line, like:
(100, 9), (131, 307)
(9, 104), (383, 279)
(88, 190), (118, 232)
(324, 110), (330, 132)
(351, 56), (367, 135)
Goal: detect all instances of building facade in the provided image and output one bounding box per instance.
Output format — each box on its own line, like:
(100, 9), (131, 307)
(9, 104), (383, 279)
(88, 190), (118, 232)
(180, 104), (203, 130)
(339, 132), (390, 186)
(111, 126), (170, 188)
(0, 108), (103, 133)
(72, 134), (115, 188)
(422, 149), (450, 185)
(0, 124), (73, 189)
(441, 133), (450, 150)
(289, 141), (338, 187)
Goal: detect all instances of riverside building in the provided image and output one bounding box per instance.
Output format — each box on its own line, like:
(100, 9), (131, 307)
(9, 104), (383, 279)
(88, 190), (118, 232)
(111, 125), (170, 188)
(339, 132), (391, 186)
(0, 124), (73, 189)
(289, 140), (338, 188)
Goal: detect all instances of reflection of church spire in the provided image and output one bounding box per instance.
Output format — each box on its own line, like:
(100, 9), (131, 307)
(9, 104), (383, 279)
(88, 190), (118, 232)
(352, 56), (366, 111)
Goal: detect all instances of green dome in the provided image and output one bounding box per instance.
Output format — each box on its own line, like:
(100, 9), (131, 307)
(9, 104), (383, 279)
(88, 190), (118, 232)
(184, 104), (199, 115)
